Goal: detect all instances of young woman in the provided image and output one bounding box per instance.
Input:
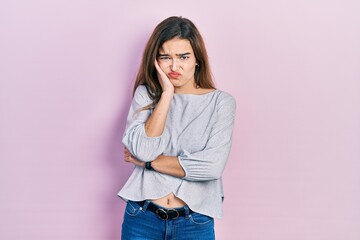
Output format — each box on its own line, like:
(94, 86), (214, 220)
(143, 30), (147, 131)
(119, 16), (236, 240)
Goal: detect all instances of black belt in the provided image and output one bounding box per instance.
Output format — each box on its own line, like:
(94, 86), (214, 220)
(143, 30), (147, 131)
(135, 200), (193, 220)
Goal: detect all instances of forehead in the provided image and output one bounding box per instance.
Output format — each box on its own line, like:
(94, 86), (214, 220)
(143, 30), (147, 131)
(159, 38), (194, 54)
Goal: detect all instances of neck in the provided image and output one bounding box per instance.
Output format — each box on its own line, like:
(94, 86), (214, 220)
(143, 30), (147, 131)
(174, 81), (199, 94)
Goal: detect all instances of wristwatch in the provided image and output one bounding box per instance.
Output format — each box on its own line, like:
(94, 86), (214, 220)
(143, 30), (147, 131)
(145, 161), (154, 171)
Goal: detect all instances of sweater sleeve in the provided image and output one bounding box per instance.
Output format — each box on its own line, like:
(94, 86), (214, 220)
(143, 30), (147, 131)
(178, 94), (236, 181)
(122, 85), (166, 162)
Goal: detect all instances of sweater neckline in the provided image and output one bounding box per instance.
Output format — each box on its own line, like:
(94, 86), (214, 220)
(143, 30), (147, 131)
(174, 89), (219, 97)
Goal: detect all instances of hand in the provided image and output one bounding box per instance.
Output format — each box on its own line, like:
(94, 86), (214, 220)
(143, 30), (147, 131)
(154, 59), (174, 94)
(124, 148), (145, 167)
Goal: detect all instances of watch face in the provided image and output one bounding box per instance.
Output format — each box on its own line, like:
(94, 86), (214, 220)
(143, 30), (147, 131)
(146, 162), (152, 170)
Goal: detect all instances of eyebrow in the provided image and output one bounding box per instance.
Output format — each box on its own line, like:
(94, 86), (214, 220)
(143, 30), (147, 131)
(158, 52), (191, 57)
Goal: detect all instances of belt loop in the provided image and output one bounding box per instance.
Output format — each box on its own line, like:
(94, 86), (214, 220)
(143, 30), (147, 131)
(183, 206), (190, 218)
(142, 200), (151, 211)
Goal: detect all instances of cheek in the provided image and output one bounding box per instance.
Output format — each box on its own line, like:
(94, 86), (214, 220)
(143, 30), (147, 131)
(158, 62), (169, 72)
(184, 64), (196, 74)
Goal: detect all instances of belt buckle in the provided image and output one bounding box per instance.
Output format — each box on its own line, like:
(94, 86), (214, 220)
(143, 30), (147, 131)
(168, 209), (180, 219)
(156, 208), (168, 220)
(155, 208), (180, 220)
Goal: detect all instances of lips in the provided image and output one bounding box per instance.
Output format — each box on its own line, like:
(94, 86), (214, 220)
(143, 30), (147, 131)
(168, 72), (181, 78)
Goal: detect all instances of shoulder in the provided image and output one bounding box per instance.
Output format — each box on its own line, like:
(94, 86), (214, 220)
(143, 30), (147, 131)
(214, 90), (236, 112)
(133, 85), (152, 105)
(134, 85), (149, 97)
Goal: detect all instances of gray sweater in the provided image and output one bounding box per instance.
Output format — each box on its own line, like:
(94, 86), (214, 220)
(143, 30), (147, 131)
(118, 85), (236, 218)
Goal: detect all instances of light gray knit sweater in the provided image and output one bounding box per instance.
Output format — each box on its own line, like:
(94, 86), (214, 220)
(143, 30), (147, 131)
(118, 85), (236, 218)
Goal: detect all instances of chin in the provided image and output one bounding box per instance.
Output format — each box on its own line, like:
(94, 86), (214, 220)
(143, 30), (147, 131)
(170, 79), (181, 84)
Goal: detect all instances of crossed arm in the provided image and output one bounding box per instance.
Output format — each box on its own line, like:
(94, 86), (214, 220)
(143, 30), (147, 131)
(123, 92), (236, 181)
(124, 148), (185, 178)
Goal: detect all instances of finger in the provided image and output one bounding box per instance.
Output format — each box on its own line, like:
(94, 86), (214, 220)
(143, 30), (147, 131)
(154, 59), (167, 77)
(124, 155), (132, 162)
(124, 149), (133, 158)
(154, 59), (160, 70)
(154, 60), (174, 92)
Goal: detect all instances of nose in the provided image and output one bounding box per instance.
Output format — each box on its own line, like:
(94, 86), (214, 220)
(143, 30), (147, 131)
(171, 59), (178, 71)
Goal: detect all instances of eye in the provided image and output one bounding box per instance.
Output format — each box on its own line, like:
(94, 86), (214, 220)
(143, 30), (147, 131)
(180, 55), (189, 60)
(158, 56), (171, 62)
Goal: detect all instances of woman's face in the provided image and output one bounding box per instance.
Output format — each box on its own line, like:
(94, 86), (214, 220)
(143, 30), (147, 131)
(157, 38), (197, 93)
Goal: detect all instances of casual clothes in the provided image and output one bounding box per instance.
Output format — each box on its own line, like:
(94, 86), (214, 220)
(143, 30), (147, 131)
(118, 85), (236, 219)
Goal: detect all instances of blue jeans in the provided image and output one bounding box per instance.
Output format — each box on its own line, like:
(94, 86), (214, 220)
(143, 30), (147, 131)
(121, 200), (215, 240)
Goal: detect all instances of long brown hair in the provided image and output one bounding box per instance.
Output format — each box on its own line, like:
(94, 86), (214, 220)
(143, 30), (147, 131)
(133, 16), (215, 105)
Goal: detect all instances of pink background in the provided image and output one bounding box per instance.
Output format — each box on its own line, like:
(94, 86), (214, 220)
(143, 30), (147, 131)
(1, 0), (359, 239)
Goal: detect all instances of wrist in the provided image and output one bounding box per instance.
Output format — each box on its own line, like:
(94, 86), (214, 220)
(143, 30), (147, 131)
(161, 90), (174, 98)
